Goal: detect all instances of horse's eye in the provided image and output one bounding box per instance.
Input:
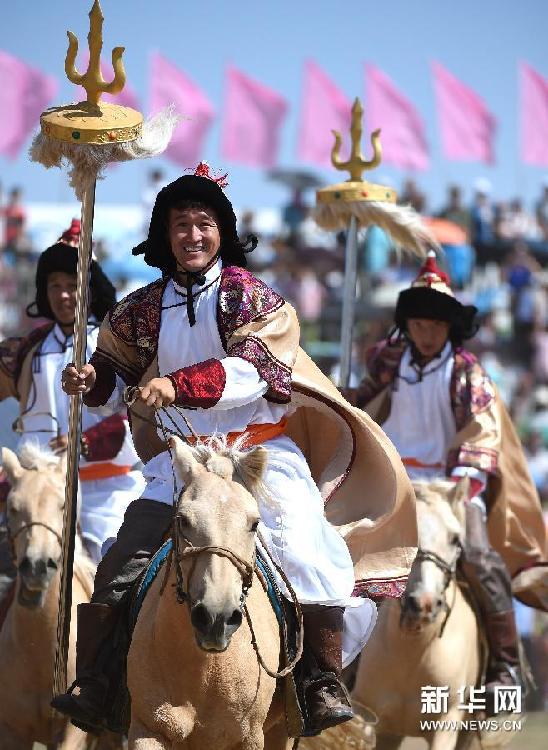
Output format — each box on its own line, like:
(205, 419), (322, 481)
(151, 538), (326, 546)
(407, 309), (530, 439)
(250, 520), (260, 533)
(177, 514), (190, 528)
(450, 533), (460, 546)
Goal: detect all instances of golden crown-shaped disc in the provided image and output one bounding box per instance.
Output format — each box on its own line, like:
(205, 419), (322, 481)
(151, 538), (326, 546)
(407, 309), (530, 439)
(40, 0), (142, 145)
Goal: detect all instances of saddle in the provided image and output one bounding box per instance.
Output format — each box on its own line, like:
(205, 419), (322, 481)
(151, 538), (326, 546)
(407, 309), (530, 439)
(105, 540), (307, 737)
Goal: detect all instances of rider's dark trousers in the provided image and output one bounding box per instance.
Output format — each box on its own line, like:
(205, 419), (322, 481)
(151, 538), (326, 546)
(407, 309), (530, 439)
(91, 498), (173, 606)
(458, 502), (513, 614)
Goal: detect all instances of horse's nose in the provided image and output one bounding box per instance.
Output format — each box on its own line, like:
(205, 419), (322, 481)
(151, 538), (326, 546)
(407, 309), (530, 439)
(191, 603), (243, 649)
(191, 602), (215, 634)
(405, 593), (421, 613)
(419, 593), (434, 614)
(225, 607), (243, 634)
(19, 556), (55, 583)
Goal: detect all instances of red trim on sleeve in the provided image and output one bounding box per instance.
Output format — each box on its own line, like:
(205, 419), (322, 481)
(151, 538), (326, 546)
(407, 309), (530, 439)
(81, 413), (127, 462)
(166, 358), (226, 409)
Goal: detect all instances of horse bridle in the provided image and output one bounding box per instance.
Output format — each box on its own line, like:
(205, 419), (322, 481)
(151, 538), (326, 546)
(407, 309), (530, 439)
(402, 546), (459, 637)
(11, 521), (62, 545)
(171, 514), (255, 608)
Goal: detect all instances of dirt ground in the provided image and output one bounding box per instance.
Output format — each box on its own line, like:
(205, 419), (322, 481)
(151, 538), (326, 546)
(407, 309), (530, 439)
(399, 711), (547, 748)
(33, 712), (547, 749)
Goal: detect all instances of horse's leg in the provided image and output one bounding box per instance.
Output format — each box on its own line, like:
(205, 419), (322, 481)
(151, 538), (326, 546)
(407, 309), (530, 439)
(454, 729), (481, 750)
(375, 734), (403, 750)
(56, 720), (89, 750)
(91, 731), (127, 750)
(128, 719), (167, 750)
(263, 717), (291, 750)
(0, 724), (32, 750)
(428, 726), (459, 750)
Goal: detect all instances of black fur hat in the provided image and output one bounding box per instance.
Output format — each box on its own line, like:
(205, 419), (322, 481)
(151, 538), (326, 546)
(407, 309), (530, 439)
(395, 251), (478, 343)
(132, 164), (257, 272)
(27, 243), (116, 323)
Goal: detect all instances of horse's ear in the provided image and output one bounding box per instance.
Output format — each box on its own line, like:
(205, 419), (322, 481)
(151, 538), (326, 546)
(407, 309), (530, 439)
(449, 476), (469, 525)
(235, 446), (268, 496)
(449, 476), (470, 505)
(169, 436), (200, 485)
(1, 448), (24, 484)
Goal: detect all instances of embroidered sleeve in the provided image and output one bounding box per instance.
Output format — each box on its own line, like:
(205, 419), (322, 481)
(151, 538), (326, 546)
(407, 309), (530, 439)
(0, 337), (21, 400)
(0, 324), (53, 401)
(355, 340), (404, 408)
(219, 267), (298, 404)
(166, 359), (226, 409)
(81, 413), (127, 462)
(448, 352), (500, 475)
(84, 307), (143, 407)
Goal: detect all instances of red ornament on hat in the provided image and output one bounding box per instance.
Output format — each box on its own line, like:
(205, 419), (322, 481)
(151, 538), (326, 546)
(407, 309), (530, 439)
(59, 218), (81, 247)
(193, 161), (229, 189)
(412, 250), (452, 292)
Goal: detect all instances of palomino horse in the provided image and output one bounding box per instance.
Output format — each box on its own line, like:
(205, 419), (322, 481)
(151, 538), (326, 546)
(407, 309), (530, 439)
(352, 478), (489, 750)
(127, 436), (293, 750)
(0, 443), (96, 749)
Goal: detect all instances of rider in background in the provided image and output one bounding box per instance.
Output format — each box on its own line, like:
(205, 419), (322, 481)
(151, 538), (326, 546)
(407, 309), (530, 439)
(0, 221), (145, 571)
(347, 251), (548, 714)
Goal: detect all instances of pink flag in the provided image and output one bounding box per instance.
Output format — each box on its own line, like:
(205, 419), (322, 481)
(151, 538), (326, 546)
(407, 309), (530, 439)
(221, 67), (287, 167)
(432, 62), (496, 164)
(521, 62), (548, 165)
(149, 52), (214, 168)
(0, 51), (57, 159)
(76, 54), (140, 110)
(365, 64), (429, 171)
(297, 60), (352, 167)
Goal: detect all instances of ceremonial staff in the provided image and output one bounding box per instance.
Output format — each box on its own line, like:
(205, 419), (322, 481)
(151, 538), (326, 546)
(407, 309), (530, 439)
(314, 98), (437, 388)
(30, 0), (175, 697)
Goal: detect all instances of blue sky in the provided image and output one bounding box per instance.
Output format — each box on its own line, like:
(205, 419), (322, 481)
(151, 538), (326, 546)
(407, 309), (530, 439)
(1, 0), (548, 213)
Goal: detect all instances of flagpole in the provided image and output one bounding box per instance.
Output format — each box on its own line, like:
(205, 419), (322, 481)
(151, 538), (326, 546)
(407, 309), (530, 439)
(53, 179), (96, 696)
(339, 215), (358, 388)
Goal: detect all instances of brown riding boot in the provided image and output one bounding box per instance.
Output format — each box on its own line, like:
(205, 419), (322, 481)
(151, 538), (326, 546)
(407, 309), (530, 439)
(51, 602), (119, 732)
(301, 604), (354, 734)
(459, 504), (522, 716)
(484, 610), (522, 716)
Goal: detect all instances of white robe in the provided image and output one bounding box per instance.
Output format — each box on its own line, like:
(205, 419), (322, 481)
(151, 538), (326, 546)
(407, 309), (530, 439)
(382, 342), (487, 508)
(19, 323), (145, 562)
(135, 260), (376, 665)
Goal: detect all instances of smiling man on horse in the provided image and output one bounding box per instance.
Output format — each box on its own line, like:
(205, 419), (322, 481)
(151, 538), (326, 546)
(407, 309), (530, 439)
(0, 223), (145, 577)
(52, 164), (417, 736)
(349, 251), (548, 714)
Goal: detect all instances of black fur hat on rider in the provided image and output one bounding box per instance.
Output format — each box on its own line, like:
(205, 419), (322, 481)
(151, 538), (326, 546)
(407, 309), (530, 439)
(27, 241), (117, 323)
(131, 162), (258, 272)
(395, 251), (478, 344)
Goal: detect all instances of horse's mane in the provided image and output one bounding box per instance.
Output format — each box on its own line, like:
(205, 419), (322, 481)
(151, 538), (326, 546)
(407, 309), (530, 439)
(190, 435), (270, 505)
(17, 440), (61, 471)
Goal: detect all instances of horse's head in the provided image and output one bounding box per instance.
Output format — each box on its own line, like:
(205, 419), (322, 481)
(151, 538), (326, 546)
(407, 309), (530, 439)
(1, 444), (65, 609)
(169, 435), (267, 653)
(401, 478), (468, 631)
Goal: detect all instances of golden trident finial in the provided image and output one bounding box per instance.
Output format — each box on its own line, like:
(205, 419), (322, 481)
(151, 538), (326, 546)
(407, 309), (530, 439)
(65, 0), (126, 107)
(331, 98), (382, 182)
